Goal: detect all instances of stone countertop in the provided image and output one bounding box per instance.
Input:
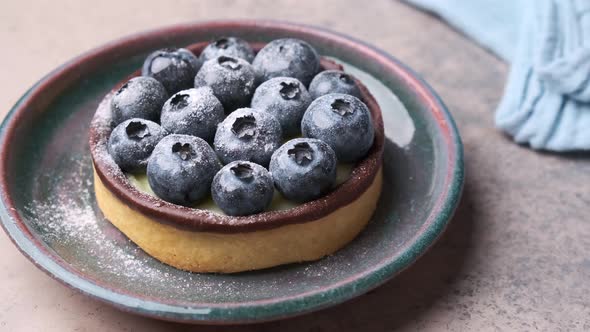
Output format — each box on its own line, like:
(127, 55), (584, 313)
(1, 1), (589, 331)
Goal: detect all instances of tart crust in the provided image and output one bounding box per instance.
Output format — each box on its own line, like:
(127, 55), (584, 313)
(90, 42), (385, 273)
(94, 167), (382, 273)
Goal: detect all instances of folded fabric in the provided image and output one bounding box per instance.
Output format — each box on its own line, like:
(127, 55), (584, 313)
(405, 0), (590, 151)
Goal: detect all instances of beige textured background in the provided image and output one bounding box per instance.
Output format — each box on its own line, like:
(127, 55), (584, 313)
(1, 1), (590, 331)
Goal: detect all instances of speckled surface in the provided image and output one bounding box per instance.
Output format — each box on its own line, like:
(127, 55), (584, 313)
(1, 0), (589, 331)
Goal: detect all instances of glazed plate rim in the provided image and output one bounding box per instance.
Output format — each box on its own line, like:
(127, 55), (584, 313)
(0, 20), (464, 324)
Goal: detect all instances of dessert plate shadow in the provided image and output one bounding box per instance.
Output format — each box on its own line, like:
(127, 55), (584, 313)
(0, 20), (463, 324)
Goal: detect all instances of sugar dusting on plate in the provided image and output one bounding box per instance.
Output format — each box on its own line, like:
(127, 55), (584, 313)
(23, 155), (213, 299)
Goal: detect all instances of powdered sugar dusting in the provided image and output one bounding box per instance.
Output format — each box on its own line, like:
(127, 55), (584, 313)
(25, 158), (204, 294)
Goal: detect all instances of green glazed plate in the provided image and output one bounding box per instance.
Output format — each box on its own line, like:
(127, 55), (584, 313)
(0, 20), (463, 324)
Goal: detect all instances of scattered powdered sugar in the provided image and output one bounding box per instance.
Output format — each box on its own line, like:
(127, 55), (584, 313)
(25, 160), (199, 288)
(22, 111), (220, 300)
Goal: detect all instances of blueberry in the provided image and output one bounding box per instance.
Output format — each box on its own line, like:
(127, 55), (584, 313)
(213, 108), (282, 167)
(211, 161), (274, 216)
(302, 93), (374, 163)
(110, 76), (168, 124)
(107, 118), (166, 173)
(308, 70), (361, 100)
(251, 77), (312, 137)
(269, 138), (337, 203)
(142, 48), (201, 94)
(194, 56), (256, 113)
(200, 37), (255, 63)
(160, 87), (224, 142)
(252, 38), (320, 86)
(147, 134), (221, 205)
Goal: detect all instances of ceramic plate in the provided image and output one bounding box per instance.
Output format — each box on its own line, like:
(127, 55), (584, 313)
(0, 20), (463, 324)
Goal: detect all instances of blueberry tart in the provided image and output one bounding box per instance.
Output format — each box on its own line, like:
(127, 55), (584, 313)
(89, 39), (384, 273)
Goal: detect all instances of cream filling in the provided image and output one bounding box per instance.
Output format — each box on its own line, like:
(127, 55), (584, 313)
(126, 164), (353, 215)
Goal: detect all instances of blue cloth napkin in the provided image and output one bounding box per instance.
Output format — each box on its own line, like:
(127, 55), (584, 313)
(405, 0), (590, 151)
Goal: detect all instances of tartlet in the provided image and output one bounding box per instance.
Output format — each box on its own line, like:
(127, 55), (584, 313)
(89, 41), (384, 273)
